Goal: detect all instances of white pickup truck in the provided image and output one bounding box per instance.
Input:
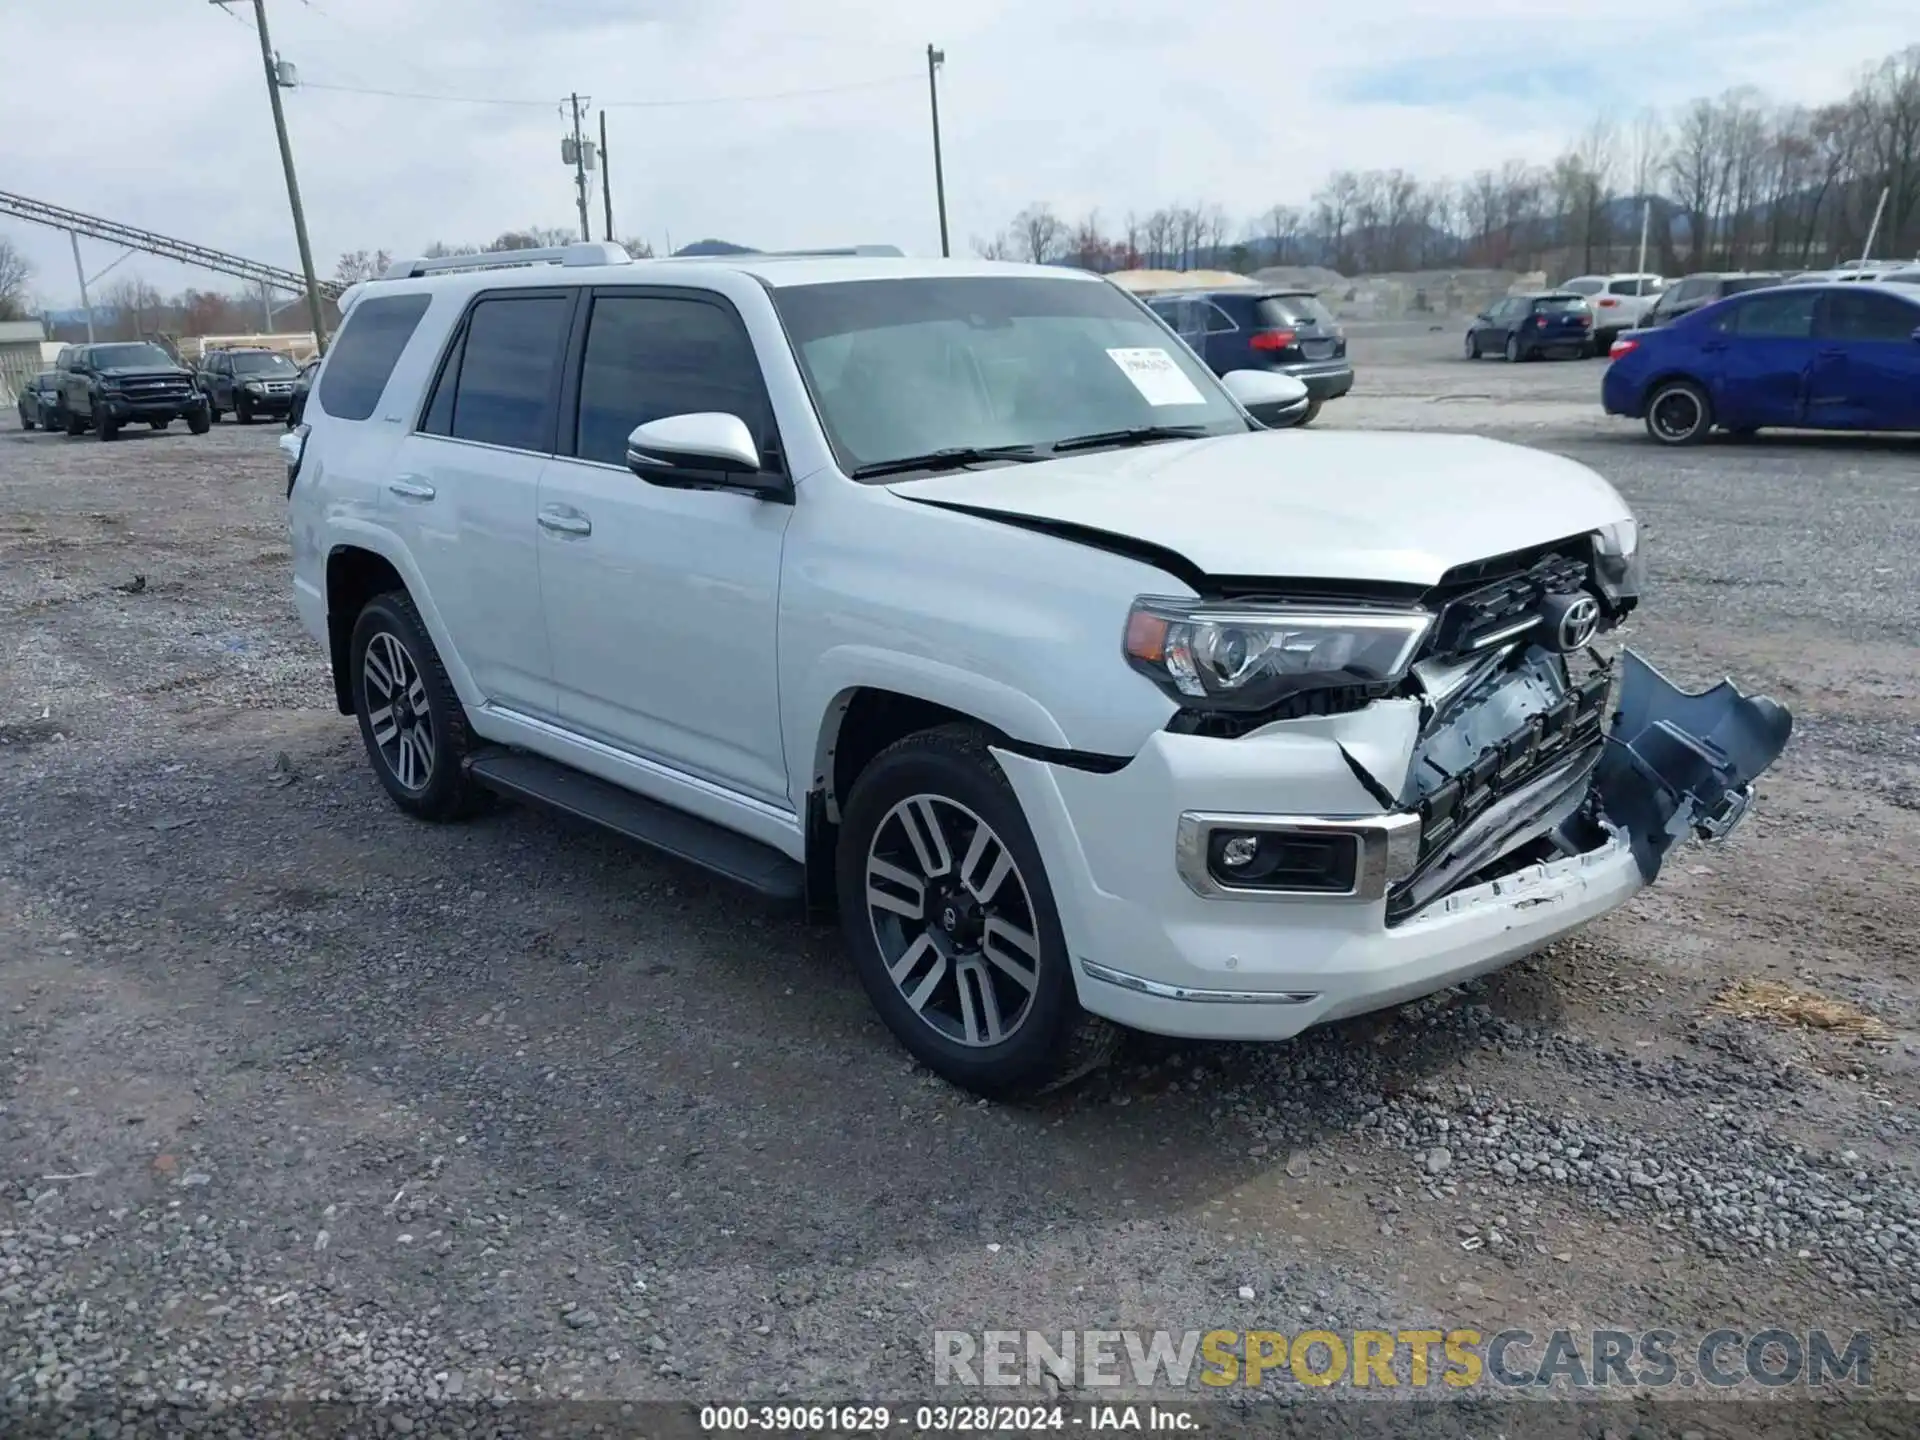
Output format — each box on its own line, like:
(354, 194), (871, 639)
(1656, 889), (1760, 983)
(284, 244), (1791, 1098)
(1560, 274), (1666, 348)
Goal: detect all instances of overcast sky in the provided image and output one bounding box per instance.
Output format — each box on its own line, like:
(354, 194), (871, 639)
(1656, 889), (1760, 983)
(3, 0), (1911, 309)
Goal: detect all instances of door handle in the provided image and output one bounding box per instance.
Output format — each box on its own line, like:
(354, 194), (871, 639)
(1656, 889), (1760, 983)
(538, 507), (592, 536)
(388, 478), (436, 500)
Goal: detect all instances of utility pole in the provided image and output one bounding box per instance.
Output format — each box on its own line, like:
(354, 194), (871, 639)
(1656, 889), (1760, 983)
(1860, 185), (1889, 267)
(926, 45), (950, 258)
(214, 0), (327, 348)
(599, 110), (614, 243)
(69, 232), (95, 343)
(1635, 200), (1651, 288)
(566, 94), (591, 243)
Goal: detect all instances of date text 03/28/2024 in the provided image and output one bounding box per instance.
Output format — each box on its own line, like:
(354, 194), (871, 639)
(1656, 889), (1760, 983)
(698, 1405), (1193, 1432)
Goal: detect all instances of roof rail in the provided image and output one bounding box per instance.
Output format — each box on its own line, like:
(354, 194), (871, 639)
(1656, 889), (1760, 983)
(666, 244), (905, 262)
(379, 241), (633, 280)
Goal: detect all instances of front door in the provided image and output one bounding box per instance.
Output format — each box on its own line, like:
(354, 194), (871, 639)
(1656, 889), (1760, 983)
(535, 287), (793, 806)
(1809, 288), (1920, 430)
(388, 289), (574, 718)
(1708, 290), (1819, 429)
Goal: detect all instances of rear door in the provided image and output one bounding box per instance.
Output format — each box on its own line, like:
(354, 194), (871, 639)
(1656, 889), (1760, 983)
(1707, 289), (1820, 428)
(387, 289), (573, 717)
(1809, 287), (1920, 430)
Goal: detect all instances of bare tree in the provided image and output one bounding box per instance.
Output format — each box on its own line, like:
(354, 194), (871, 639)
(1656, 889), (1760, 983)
(1313, 172), (1360, 272)
(100, 278), (165, 340)
(1261, 204), (1303, 265)
(332, 249), (395, 285)
(0, 235), (30, 320)
(971, 232), (1015, 261)
(1009, 204), (1067, 265)
(618, 235), (657, 258)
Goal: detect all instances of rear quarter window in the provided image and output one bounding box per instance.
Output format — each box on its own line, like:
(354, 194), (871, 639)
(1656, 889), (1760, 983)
(317, 293), (433, 422)
(1563, 279), (1605, 296)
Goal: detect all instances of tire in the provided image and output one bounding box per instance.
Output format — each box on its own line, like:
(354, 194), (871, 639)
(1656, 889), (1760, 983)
(1504, 334), (1523, 363)
(65, 409), (85, 437)
(187, 407), (211, 436)
(20, 410), (34, 431)
(208, 402), (222, 423)
(236, 395), (254, 425)
(835, 724), (1121, 1099)
(348, 591), (485, 821)
(1644, 380), (1714, 446)
(1464, 332), (1480, 360)
(96, 412), (119, 442)
(1298, 399), (1324, 427)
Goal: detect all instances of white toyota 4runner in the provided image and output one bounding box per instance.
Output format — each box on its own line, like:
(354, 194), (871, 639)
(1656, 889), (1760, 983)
(284, 243), (1792, 1098)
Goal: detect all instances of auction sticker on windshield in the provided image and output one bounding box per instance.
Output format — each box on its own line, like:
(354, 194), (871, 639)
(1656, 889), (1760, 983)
(1106, 347), (1206, 407)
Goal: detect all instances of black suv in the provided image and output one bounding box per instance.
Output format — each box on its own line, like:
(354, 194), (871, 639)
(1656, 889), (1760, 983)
(198, 347), (303, 424)
(59, 342), (211, 441)
(1638, 272), (1784, 328)
(1145, 288), (1353, 425)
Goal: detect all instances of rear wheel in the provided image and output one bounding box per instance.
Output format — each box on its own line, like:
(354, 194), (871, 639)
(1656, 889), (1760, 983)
(835, 724), (1120, 1099)
(1297, 399), (1324, 427)
(349, 592), (485, 822)
(1504, 334), (1523, 363)
(1645, 380), (1713, 446)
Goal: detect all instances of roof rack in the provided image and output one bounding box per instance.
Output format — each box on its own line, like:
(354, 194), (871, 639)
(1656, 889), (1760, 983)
(666, 244), (905, 262)
(378, 241), (633, 280)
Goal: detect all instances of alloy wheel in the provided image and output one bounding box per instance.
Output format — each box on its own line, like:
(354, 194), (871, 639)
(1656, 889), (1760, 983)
(361, 630), (437, 791)
(864, 794), (1043, 1048)
(1650, 388), (1702, 443)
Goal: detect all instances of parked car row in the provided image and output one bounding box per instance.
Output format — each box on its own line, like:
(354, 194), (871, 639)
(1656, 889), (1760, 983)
(1143, 288), (1352, 426)
(12, 340), (323, 439)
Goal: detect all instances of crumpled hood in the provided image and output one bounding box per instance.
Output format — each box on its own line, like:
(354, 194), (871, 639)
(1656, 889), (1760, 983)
(886, 430), (1632, 586)
(98, 365), (190, 379)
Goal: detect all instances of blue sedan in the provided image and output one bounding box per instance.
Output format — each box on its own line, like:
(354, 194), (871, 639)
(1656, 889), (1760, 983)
(1602, 282), (1920, 445)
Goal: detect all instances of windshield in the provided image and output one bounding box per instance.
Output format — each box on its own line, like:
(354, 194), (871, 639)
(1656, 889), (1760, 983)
(90, 343), (175, 369)
(770, 275), (1249, 478)
(231, 352), (297, 375)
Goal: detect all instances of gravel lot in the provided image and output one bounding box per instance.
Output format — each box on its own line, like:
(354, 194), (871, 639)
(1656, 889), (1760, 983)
(2, 331), (1916, 1428)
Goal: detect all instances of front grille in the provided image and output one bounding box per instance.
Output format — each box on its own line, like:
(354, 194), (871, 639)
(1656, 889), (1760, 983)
(1414, 666), (1611, 860)
(1428, 551), (1591, 656)
(118, 376), (193, 400)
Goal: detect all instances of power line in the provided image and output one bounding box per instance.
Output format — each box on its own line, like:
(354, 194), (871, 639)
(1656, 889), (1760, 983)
(294, 73), (917, 110)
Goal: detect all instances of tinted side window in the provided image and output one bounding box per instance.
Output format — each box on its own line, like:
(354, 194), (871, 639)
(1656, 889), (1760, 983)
(318, 294), (432, 421)
(1202, 303), (1237, 334)
(1607, 278), (1646, 296)
(448, 294), (572, 452)
(1255, 294), (1335, 328)
(1819, 290), (1920, 342)
(572, 294), (776, 468)
(1729, 292), (1816, 338)
(1563, 278), (1604, 295)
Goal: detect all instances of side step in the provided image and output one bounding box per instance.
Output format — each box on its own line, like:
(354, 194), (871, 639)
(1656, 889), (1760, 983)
(464, 749), (806, 901)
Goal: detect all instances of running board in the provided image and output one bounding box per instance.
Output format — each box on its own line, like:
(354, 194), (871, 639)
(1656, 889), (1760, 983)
(464, 749), (806, 900)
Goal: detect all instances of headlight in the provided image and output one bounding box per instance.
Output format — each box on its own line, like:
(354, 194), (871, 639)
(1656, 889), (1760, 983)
(245, 380), (265, 393)
(1124, 598), (1433, 711)
(1591, 517), (1642, 603)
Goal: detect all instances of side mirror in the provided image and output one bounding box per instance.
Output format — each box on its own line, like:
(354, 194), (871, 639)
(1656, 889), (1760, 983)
(1220, 369), (1311, 428)
(1475, 311), (1492, 322)
(625, 413), (788, 499)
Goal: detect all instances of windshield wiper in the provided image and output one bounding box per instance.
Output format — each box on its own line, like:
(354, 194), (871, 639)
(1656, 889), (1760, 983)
(1047, 424), (1211, 454)
(850, 444), (1042, 480)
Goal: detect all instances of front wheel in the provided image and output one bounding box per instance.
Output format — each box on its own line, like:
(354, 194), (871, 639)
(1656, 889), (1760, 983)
(236, 395), (254, 425)
(96, 412), (119, 442)
(1645, 380), (1714, 446)
(65, 409), (85, 437)
(1464, 332), (1481, 360)
(187, 407), (211, 436)
(835, 724), (1120, 1099)
(348, 592), (485, 821)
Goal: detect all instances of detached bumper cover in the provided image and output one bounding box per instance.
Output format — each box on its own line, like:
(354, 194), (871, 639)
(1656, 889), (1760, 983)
(1595, 649), (1793, 883)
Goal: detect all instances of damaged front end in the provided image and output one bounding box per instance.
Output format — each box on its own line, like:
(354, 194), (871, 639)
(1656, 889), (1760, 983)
(1381, 554), (1792, 923)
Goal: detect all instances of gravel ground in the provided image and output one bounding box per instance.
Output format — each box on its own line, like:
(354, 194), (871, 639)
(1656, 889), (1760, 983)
(1, 339), (1916, 1430)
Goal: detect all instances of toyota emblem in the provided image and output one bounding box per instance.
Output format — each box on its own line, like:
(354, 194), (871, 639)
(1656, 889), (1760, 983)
(1554, 595), (1601, 652)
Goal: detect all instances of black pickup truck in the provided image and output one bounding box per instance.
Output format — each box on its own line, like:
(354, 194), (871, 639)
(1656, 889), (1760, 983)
(198, 346), (303, 424)
(59, 342), (211, 441)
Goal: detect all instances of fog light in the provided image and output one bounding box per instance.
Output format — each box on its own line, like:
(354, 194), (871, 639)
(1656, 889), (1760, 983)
(1219, 835), (1260, 868)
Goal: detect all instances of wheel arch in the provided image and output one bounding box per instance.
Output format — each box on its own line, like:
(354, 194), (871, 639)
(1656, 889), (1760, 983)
(321, 536), (478, 718)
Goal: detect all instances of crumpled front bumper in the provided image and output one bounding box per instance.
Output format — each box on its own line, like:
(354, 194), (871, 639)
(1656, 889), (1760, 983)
(1593, 649), (1793, 881)
(992, 647), (1793, 1043)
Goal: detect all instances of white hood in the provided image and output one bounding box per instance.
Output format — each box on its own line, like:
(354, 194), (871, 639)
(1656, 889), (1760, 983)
(886, 430), (1631, 586)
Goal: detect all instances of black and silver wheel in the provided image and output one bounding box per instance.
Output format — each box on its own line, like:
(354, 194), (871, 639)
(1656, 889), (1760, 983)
(96, 412), (119, 442)
(1645, 380), (1713, 446)
(1504, 334), (1522, 363)
(836, 725), (1119, 1098)
(349, 592), (482, 820)
(1464, 331), (1480, 360)
(187, 406), (211, 436)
